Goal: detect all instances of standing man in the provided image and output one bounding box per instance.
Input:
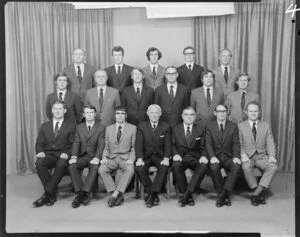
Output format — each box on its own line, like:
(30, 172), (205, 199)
(154, 66), (189, 127)
(212, 48), (241, 99)
(142, 47), (166, 90)
(46, 72), (83, 123)
(135, 104), (171, 208)
(33, 101), (76, 207)
(105, 46), (134, 94)
(84, 70), (121, 127)
(225, 73), (260, 123)
(205, 104), (241, 208)
(68, 105), (105, 208)
(172, 107), (208, 207)
(238, 101), (278, 206)
(191, 70), (224, 127)
(98, 107), (136, 208)
(63, 48), (97, 101)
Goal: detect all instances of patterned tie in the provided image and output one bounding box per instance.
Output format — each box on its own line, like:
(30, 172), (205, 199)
(188, 64), (192, 72)
(220, 123), (224, 140)
(77, 66), (83, 84)
(54, 121), (59, 137)
(170, 85), (175, 102)
(241, 92), (246, 110)
(252, 123), (257, 141)
(206, 88), (212, 107)
(117, 125), (122, 143)
(117, 66), (121, 79)
(152, 123), (156, 133)
(99, 88), (104, 112)
(224, 66), (228, 83)
(186, 126), (191, 144)
(136, 87), (141, 101)
(58, 92), (63, 101)
(153, 67), (156, 77)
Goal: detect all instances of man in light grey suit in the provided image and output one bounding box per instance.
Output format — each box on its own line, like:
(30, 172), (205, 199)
(225, 73), (260, 123)
(98, 107), (136, 208)
(142, 47), (166, 90)
(212, 49), (240, 100)
(238, 101), (278, 206)
(84, 70), (121, 127)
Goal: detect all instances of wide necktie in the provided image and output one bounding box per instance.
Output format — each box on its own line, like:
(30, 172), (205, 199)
(58, 92), (63, 101)
(136, 87), (141, 101)
(152, 123), (156, 133)
(99, 88), (104, 112)
(220, 123), (224, 140)
(117, 125), (122, 143)
(170, 85), (175, 102)
(252, 123), (257, 141)
(188, 64), (192, 72)
(241, 92), (246, 110)
(207, 88), (212, 107)
(54, 121), (59, 137)
(77, 66), (83, 84)
(224, 66), (228, 83)
(117, 66), (121, 79)
(153, 67), (156, 77)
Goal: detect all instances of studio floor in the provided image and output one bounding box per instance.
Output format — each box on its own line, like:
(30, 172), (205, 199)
(5, 171), (295, 236)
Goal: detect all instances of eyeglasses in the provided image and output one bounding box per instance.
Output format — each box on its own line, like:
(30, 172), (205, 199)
(216, 110), (227, 113)
(184, 53), (195, 55)
(115, 112), (126, 115)
(166, 72), (177, 76)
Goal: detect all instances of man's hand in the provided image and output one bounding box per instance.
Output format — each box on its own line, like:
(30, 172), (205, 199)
(232, 157), (241, 165)
(241, 154), (250, 163)
(160, 157), (169, 166)
(90, 157), (100, 165)
(69, 157), (77, 164)
(136, 158), (144, 166)
(126, 159), (134, 165)
(199, 156), (208, 164)
(210, 157), (220, 164)
(173, 154), (182, 161)
(60, 153), (68, 160)
(100, 157), (108, 165)
(268, 157), (277, 163)
(36, 152), (45, 158)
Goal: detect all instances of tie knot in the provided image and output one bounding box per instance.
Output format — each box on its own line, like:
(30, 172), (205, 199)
(171, 85), (174, 89)
(88, 125), (91, 131)
(225, 66), (228, 70)
(220, 123), (223, 129)
(59, 92), (63, 96)
(188, 64), (192, 70)
(207, 88), (210, 92)
(118, 125), (122, 131)
(77, 66), (80, 69)
(56, 121), (60, 126)
(253, 123), (256, 128)
(118, 66), (121, 70)
(100, 88), (103, 92)
(187, 126), (190, 131)
(153, 123), (156, 129)
(136, 87), (140, 92)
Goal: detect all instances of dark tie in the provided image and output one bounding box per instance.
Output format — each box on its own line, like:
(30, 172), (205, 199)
(54, 121), (59, 137)
(170, 85), (175, 102)
(136, 87), (141, 101)
(99, 88), (104, 112)
(117, 66), (121, 79)
(88, 125), (91, 131)
(77, 66), (83, 84)
(252, 123), (257, 141)
(220, 123), (224, 139)
(224, 66), (228, 83)
(186, 126), (191, 143)
(241, 92), (246, 110)
(117, 125), (122, 143)
(152, 123), (156, 133)
(188, 64), (192, 72)
(58, 92), (63, 101)
(206, 88), (212, 107)
(153, 67), (156, 77)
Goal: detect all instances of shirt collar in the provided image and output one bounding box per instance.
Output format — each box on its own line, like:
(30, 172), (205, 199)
(86, 121), (95, 127)
(150, 64), (159, 70)
(248, 120), (258, 127)
(183, 123), (193, 131)
(133, 83), (143, 91)
(53, 118), (64, 124)
(57, 89), (67, 94)
(167, 82), (177, 89)
(221, 64), (230, 73)
(115, 64), (123, 71)
(185, 62), (194, 69)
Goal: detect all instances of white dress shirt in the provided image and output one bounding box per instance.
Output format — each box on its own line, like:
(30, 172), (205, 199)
(203, 86), (213, 100)
(167, 82), (177, 97)
(74, 63), (84, 77)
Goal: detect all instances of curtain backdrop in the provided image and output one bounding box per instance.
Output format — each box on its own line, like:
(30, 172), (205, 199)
(5, 2), (113, 174)
(194, 0), (295, 171)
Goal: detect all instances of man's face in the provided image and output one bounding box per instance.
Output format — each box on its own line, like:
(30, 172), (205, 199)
(183, 48), (195, 63)
(219, 50), (232, 65)
(202, 72), (214, 87)
(131, 69), (143, 84)
(115, 110), (127, 123)
(56, 76), (68, 90)
(52, 103), (66, 120)
(214, 105), (228, 122)
(147, 107), (161, 123)
(165, 67), (178, 84)
(149, 50), (159, 64)
(246, 104), (260, 121)
(113, 51), (124, 65)
(237, 75), (249, 90)
(94, 70), (108, 86)
(182, 109), (195, 125)
(72, 49), (85, 64)
(83, 108), (96, 122)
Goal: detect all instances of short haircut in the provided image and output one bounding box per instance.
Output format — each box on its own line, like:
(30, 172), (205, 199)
(182, 106), (195, 115)
(131, 67), (144, 77)
(94, 70), (107, 77)
(245, 101), (261, 111)
(165, 66), (177, 73)
(219, 48), (232, 57)
(147, 104), (162, 113)
(83, 105), (97, 113)
(236, 72), (251, 82)
(115, 106), (127, 114)
(54, 72), (70, 90)
(146, 47), (162, 60)
(112, 46), (124, 55)
(183, 46), (195, 54)
(72, 48), (85, 55)
(215, 104), (228, 112)
(201, 69), (215, 80)
(52, 100), (67, 109)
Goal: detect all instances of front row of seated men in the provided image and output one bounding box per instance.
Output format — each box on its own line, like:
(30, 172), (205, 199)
(33, 100), (277, 209)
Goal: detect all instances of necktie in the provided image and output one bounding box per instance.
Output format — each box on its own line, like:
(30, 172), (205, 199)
(252, 123), (257, 141)
(136, 87), (141, 101)
(170, 85), (175, 102)
(88, 125), (91, 131)
(241, 92), (246, 110)
(117, 125), (122, 143)
(188, 64), (192, 72)
(77, 66), (83, 84)
(220, 123), (224, 139)
(58, 92), (63, 101)
(207, 88), (212, 107)
(224, 66), (228, 83)
(99, 88), (104, 112)
(153, 67), (156, 77)
(54, 121), (59, 137)
(186, 126), (191, 143)
(117, 66), (121, 79)
(152, 123), (156, 133)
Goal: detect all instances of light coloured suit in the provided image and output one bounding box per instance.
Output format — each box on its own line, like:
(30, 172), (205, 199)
(84, 87), (121, 127)
(238, 120), (278, 189)
(225, 90), (260, 123)
(98, 122), (137, 193)
(142, 64), (166, 90)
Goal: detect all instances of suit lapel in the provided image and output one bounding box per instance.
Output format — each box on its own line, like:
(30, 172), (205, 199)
(188, 124), (198, 147)
(92, 88), (100, 112)
(179, 124), (188, 146)
(118, 123), (127, 143)
(199, 87), (208, 109)
(129, 86), (139, 103)
(162, 85), (173, 103)
(64, 91), (70, 103)
(102, 87), (112, 109)
(140, 86), (148, 102)
(245, 122), (255, 143)
(157, 65), (164, 79)
(173, 84), (182, 103)
(55, 120), (66, 139)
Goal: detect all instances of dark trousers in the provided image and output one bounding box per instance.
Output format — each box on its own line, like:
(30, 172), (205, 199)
(35, 155), (68, 194)
(135, 154), (169, 193)
(210, 158), (241, 193)
(172, 156), (208, 194)
(68, 156), (99, 193)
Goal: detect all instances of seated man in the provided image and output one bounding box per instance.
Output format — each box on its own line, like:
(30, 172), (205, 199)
(172, 107), (208, 207)
(135, 104), (171, 208)
(205, 104), (241, 208)
(98, 106), (136, 207)
(68, 105), (105, 208)
(33, 101), (76, 207)
(238, 101), (278, 206)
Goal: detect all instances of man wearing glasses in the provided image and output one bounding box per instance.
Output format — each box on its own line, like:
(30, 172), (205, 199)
(205, 104), (241, 207)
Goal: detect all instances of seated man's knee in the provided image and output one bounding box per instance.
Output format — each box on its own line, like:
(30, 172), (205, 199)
(56, 158), (68, 168)
(242, 162), (252, 171)
(98, 165), (107, 175)
(209, 163), (220, 172)
(35, 158), (44, 167)
(267, 162), (278, 173)
(172, 161), (181, 171)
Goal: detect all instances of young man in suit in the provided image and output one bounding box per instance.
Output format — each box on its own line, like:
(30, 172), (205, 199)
(135, 104), (171, 208)
(154, 66), (189, 127)
(225, 73), (260, 123)
(142, 47), (166, 90)
(212, 48), (241, 100)
(205, 104), (241, 208)
(63, 48), (97, 101)
(98, 107), (136, 207)
(68, 105), (105, 208)
(46, 72), (83, 123)
(190, 70), (224, 127)
(238, 101), (278, 206)
(172, 107), (208, 207)
(84, 70), (121, 127)
(105, 46), (134, 94)
(33, 101), (76, 207)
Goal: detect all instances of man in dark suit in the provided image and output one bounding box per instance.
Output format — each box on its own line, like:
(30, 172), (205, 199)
(177, 46), (204, 93)
(33, 101), (76, 207)
(154, 66), (189, 127)
(63, 48), (97, 101)
(68, 105), (105, 208)
(172, 107), (208, 207)
(205, 104), (241, 207)
(46, 72), (83, 123)
(135, 104), (171, 208)
(105, 46), (134, 94)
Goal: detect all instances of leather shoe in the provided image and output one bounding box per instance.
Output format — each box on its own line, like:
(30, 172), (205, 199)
(144, 193), (150, 202)
(108, 196), (117, 208)
(115, 194), (124, 206)
(250, 195), (260, 206)
(259, 190), (266, 205)
(153, 193), (159, 206)
(82, 194), (91, 206)
(184, 191), (195, 206)
(146, 194), (154, 208)
(72, 195), (83, 208)
(178, 195), (186, 207)
(33, 193), (50, 208)
(224, 193), (231, 206)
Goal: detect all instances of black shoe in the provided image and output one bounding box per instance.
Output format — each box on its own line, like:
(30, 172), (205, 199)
(33, 193), (50, 208)
(72, 195), (83, 208)
(115, 193), (124, 206)
(82, 194), (91, 206)
(146, 194), (154, 208)
(108, 196), (117, 208)
(194, 187), (201, 195)
(178, 195), (186, 207)
(184, 191), (195, 206)
(250, 195), (260, 206)
(224, 193), (231, 206)
(259, 190), (266, 205)
(45, 193), (57, 206)
(153, 193), (159, 206)
(144, 193), (150, 202)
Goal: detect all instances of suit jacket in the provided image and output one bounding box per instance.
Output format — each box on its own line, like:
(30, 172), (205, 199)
(84, 86), (121, 127)
(177, 63), (204, 91)
(102, 122), (137, 162)
(71, 121), (105, 159)
(238, 120), (276, 159)
(46, 91), (83, 123)
(142, 64), (166, 90)
(63, 63), (97, 100)
(213, 66), (240, 99)
(172, 123), (207, 158)
(154, 83), (189, 127)
(135, 120), (171, 159)
(121, 85), (154, 125)
(35, 119), (76, 157)
(105, 64), (134, 93)
(225, 90), (260, 123)
(205, 120), (240, 160)
(190, 86), (224, 127)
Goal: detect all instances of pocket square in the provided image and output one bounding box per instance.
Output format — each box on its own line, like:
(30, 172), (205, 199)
(160, 135), (165, 138)
(195, 137), (201, 140)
